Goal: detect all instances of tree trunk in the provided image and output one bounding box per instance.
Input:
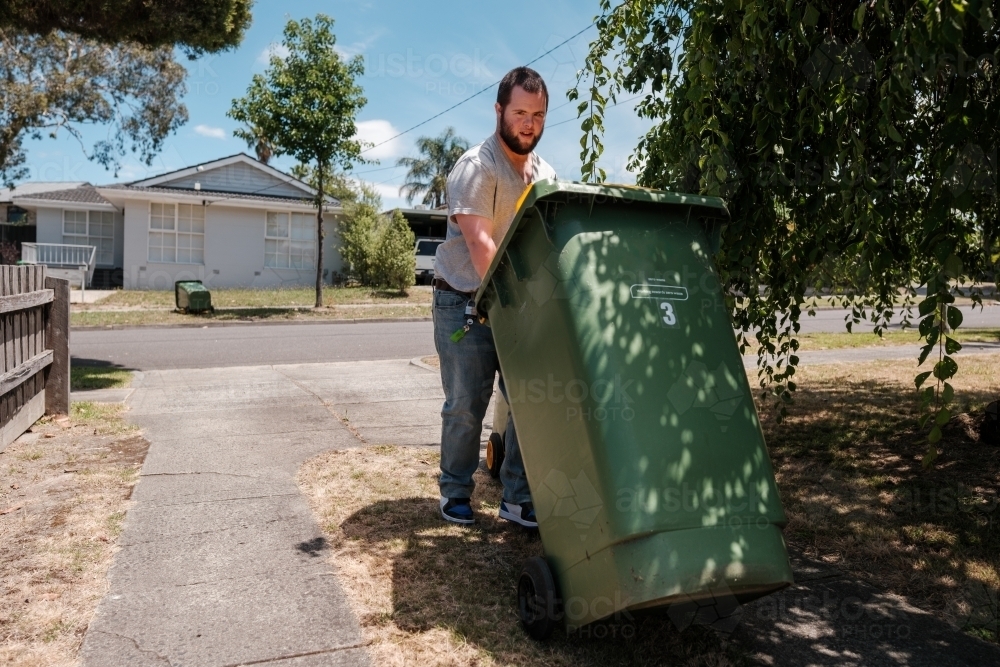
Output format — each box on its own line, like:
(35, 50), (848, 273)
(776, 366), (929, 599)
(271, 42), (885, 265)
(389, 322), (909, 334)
(315, 166), (325, 309)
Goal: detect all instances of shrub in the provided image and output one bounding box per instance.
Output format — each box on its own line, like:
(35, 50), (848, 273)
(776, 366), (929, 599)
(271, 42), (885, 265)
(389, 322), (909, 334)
(336, 181), (415, 291)
(371, 209), (415, 291)
(338, 198), (380, 285)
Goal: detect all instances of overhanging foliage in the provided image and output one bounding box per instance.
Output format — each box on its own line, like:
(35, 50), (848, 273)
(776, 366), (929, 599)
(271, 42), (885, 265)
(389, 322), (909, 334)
(0, 0), (252, 55)
(575, 0), (999, 464)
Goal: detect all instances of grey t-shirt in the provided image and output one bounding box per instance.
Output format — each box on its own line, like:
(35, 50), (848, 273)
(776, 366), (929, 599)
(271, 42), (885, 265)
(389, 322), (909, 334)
(434, 133), (556, 293)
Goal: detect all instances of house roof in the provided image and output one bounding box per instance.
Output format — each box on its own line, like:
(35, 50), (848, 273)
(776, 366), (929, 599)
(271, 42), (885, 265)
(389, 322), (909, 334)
(127, 153), (332, 203)
(0, 181), (88, 202)
(11, 184), (117, 210)
(100, 183), (332, 207)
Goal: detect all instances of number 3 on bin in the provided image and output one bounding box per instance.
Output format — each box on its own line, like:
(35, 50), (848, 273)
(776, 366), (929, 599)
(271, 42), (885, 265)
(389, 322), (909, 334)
(660, 301), (677, 327)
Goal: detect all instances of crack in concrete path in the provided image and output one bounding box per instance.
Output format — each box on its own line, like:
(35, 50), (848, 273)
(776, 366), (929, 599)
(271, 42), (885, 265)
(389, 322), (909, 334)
(272, 367), (368, 445)
(92, 629), (173, 666)
(141, 471), (262, 479)
(220, 640), (373, 667)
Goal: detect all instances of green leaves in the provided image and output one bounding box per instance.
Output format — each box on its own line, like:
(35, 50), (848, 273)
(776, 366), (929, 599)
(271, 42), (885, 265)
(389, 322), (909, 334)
(0, 0), (252, 55)
(229, 14), (369, 307)
(574, 0), (996, 465)
(804, 4), (820, 27)
(229, 15), (368, 172)
(0, 29), (188, 186)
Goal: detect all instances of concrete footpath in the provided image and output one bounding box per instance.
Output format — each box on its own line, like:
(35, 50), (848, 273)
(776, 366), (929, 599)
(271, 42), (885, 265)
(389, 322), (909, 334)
(77, 360), (451, 666)
(78, 357), (1000, 666)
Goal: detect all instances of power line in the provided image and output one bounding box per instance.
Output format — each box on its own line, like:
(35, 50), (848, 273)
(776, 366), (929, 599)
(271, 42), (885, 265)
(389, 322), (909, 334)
(358, 22), (597, 155)
(348, 95), (588, 176)
(544, 94), (644, 129)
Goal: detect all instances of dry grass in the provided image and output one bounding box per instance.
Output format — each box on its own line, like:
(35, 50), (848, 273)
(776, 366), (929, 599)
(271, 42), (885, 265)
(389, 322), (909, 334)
(298, 445), (745, 667)
(0, 403), (149, 666)
(759, 353), (1000, 642)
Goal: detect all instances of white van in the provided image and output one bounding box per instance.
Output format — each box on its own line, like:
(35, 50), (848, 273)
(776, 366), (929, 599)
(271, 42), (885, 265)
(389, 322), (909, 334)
(414, 237), (444, 284)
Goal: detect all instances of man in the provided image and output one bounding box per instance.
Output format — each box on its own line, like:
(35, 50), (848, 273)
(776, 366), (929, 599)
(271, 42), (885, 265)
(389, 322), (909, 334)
(433, 66), (556, 527)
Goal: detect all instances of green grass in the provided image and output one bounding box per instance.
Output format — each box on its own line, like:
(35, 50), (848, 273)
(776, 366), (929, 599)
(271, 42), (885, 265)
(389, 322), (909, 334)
(92, 286), (431, 309)
(70, 366), (133, 391)
(71, 304), (431, 327)
(791, 328), (1000, 350)
(70, 402), (139, 436)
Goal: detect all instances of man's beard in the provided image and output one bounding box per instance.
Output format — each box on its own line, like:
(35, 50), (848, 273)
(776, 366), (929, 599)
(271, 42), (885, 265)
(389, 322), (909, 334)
(499, 115), (543, 155)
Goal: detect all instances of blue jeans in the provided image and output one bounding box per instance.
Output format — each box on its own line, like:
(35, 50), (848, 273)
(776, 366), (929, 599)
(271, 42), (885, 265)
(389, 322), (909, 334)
(433, 288), (532, 504)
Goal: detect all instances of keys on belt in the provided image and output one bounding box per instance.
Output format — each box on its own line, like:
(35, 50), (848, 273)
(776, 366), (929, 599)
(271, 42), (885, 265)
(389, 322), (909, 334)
(432, 277), (473, 297)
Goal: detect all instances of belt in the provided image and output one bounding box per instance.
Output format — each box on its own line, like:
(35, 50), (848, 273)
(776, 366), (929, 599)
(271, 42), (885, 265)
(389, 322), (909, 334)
(432, 277), (474, 298)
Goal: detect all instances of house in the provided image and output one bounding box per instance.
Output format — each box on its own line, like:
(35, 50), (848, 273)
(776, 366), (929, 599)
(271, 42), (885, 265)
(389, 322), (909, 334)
(1, 182), (87, 259)
(10, 154), (343, 289)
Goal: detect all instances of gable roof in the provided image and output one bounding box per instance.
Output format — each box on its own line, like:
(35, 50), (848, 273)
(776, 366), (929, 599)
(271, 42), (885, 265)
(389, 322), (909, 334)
(1, 182), (88, 202)
(11, 184), (116, 210)
(100, 184), (327, 207)
(129, 153), (333, 203)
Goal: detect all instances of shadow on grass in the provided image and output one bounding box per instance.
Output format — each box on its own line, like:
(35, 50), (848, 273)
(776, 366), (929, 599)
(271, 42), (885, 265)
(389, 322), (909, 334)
(70, 363), (134, 391)
(761, 375), (1000, 643)
(338, 472), (745, 667)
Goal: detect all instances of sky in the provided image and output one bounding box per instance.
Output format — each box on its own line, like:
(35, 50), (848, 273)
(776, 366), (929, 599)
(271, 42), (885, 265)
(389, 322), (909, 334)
(21, 1), (655, 210)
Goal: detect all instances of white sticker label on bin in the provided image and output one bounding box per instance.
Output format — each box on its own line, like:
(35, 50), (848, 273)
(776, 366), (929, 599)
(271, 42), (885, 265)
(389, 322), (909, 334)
(630, 283), (689, 301)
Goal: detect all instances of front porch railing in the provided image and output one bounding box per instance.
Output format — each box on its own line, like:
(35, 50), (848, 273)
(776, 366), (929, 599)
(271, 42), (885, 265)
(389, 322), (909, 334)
(20, 242), (97, 290)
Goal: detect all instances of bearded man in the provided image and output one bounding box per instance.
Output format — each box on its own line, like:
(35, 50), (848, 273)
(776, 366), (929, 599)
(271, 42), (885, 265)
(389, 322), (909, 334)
(433, 66), (556, 526)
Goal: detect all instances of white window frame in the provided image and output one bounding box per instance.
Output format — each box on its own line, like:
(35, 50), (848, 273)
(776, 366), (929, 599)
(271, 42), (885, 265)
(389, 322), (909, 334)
(264, 211), (316, 269)
(147, 202), (205, 265)
(62, 209), (115, 266)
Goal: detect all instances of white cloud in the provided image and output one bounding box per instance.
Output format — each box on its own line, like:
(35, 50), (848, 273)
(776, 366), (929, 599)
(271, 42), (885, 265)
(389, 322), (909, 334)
(256, 42), (290, 65)
(194, 125), (227, 140)
(354, 119), (404, 160)
(334, 28), (386, 60)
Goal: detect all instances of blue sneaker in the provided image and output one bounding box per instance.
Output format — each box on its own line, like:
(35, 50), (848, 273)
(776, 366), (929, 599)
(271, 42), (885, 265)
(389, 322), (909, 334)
(440, 497), (475, 525)
(499, 500), (538, 528)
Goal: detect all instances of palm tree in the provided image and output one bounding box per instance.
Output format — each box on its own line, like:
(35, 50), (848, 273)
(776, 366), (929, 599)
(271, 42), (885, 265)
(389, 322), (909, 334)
(397, 127), (469, 208)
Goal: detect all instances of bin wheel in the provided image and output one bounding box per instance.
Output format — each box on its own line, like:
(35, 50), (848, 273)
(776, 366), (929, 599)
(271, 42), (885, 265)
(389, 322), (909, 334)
(486, 432), (505, 478)
(517, 556), (560, 640)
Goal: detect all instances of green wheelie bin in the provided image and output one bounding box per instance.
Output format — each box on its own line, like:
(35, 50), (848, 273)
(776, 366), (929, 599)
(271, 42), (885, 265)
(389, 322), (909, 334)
(174, 280), (213, 313)
(474, 179), (793, 638)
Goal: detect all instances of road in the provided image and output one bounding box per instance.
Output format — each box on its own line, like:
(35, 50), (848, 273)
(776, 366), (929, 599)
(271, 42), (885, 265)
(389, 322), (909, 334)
(71, 304), (1000, 371)
(72, 321), (437, 370)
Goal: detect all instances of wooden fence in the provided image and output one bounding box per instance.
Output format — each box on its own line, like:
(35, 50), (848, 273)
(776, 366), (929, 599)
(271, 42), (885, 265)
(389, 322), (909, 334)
(0, 265), (70, 451)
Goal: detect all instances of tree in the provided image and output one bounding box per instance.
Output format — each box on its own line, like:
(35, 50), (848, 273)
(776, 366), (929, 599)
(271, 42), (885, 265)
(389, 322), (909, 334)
(290, 164), (361, 206)
(0, 29), (188, 186)
(576, 1), (999, 465)
(0, 1), (252, 55)
(397, 127), (469, 208)
(229, 14), (368, 308)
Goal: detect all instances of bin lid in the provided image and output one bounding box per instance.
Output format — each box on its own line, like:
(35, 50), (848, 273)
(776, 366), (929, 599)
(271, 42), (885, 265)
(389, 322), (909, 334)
(474, 179), (729, 304)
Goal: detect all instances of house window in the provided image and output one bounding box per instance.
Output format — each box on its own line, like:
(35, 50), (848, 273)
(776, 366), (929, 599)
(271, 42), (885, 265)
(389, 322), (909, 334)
(62, 210), (114, 266)
(148, 203), (204, 264)
(265, 212), (315, 269)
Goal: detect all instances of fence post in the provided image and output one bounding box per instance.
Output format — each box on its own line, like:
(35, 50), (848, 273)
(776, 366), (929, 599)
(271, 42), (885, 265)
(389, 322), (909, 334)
(44, 276), (70, 415)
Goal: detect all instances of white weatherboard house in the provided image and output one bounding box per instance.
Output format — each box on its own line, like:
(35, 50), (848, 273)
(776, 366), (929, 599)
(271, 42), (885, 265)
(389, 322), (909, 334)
(11, 154), (343, 289)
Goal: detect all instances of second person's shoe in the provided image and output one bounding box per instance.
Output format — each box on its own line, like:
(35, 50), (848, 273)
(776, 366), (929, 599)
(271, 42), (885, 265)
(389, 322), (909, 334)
(499, 500), (538, 528)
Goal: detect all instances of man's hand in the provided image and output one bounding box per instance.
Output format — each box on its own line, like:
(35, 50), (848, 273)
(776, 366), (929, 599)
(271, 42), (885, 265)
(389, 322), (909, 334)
(455, 214), (496, 279)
